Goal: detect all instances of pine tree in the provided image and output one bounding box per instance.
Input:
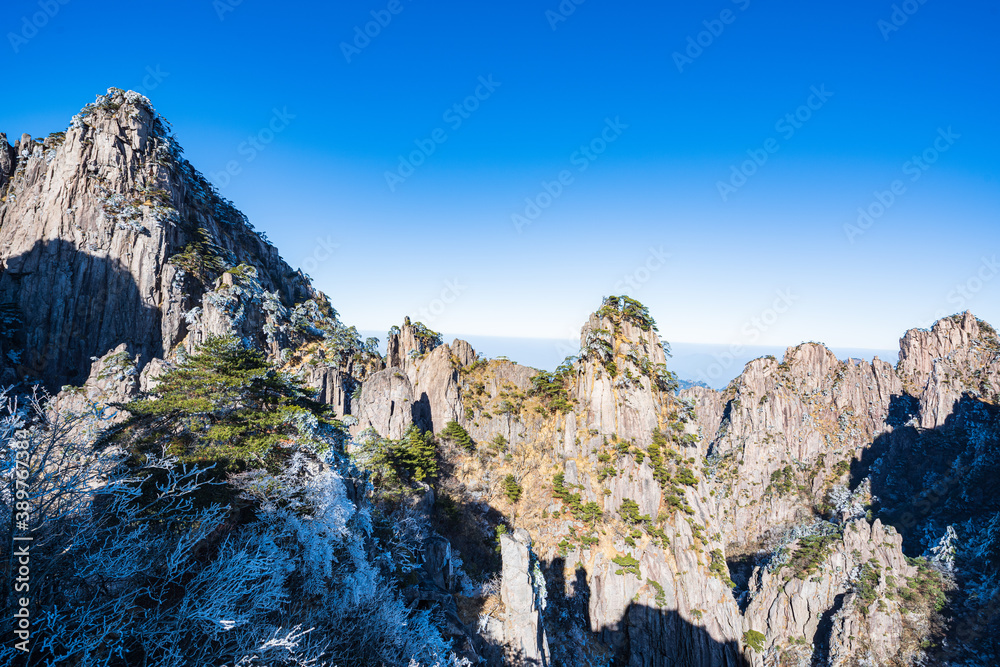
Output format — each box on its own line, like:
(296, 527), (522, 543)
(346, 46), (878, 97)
(504, 474), (522, 503)
(109, 335), (339, 471)
(619, 498), (644, 525)
(440, 420), (474, 452)
(167, 227), (228, 282)
(399, 424), (438, 482)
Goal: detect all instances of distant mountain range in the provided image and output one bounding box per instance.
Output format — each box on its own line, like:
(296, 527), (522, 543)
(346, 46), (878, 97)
(362, 331), (898, 389)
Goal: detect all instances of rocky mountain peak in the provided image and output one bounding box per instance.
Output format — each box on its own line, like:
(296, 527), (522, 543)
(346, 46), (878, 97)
(3, 90), (997, 666)
(898, 310), (998, 393)
(0, 88), (321, 389)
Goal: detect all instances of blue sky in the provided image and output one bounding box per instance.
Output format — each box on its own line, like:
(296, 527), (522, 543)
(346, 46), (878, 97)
(2, 0), (998, 358)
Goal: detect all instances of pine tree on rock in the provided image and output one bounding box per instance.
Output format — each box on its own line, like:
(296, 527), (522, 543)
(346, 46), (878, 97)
(440, 420), (474, 452)
(107, 335), (342, 471)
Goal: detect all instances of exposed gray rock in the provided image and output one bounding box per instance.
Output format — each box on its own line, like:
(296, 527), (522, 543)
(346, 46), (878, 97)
(898, 311), (1000, 427)
(573, 313), (669, 446)
(51, 343), (139, 414)
(451, 338), (477, 367)
(407, 343), (461, 433)
(305, 364), (351, 418)
(387, 319), (424, 368)
(0, 133), (15, 191)
(354, 367), (416, 439)
(743, 519), (916, 666)
(138, 356), (168, 393)
(0, 88), (319, 390)
(500, 528), (550, 665)
(688, 344), (904, 546)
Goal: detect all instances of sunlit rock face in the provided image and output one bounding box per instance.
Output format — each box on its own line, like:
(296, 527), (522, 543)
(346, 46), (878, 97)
(5, 90), (998, 667)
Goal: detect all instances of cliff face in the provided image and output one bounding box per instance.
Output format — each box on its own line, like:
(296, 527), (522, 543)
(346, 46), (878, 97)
(5, 91), (998, 666)
(681, 313), (1000, 666)
(897, 311), (1000, 427)
(0, 88), (318, 390)
(688, 343), (903, 547)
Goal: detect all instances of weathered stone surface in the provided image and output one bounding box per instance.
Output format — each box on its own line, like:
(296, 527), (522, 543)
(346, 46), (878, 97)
(387, 320), (422, 368)
(898, 311), (1000, 427)
(451, 338), (477, 367)
(305, 364), (350, 418)
(354, 367), (416, 439)
(686, 344), (904, 546)
(407, 343), (462, 433)
(50, 343), (139, 417)
(500, 528), (551, 665)
(588, 524), (745, 667)
(573, 313), (669, 447)
(138, 356), (168, 393)
(0, 88), (319, 390)
(742, 519), (915, 666)
(7, 89), (994, 667)
(0, 133), (16, 191)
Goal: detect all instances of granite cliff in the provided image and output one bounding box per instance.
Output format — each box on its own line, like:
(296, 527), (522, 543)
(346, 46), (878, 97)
(1, 90), (997, 666)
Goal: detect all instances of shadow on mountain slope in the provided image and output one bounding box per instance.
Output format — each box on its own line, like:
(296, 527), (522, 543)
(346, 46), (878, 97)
(0, 239), (164, 389)
(857, 392), (1000, 663)
(537, 555), (748, 666)
(599, 603), (749, 667)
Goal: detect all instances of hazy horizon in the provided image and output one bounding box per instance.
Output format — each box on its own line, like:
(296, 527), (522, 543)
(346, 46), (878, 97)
(360, 329), (899, 389)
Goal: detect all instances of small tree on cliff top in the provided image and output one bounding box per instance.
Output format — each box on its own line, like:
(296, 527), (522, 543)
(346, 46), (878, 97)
(597, 295), (658, 332)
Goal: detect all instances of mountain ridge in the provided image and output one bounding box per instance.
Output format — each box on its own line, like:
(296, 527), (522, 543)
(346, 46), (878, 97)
(1, 89), (997, 666)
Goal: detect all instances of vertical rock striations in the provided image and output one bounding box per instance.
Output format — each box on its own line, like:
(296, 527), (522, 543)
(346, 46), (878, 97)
(0, 89), (320, 389)
(500, 529), (551, 665)
(5, 90), (997, 666)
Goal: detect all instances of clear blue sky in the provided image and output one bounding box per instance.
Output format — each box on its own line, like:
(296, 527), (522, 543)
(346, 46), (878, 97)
(2, 0), (998, 352)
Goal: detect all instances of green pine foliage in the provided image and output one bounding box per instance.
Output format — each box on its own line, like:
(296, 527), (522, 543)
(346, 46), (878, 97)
(353, 425), (439, 486)
(612, 553), (641, 577)
(743, 630), (766, 653)
(552, 472), (603, 524)
(113, 335), (340, 471)
(646, 579), (667, 607)
(597, 295), (658, 332)
(767, 465), (796, 496)
(440, 420), (474, 452)
(396, 316), (443, 353)
(855, 559), (881, 614)
(399, 424), (438, 482)
(528, 358), (576, 414)
(620, 498), (651, 525)
(504, 474), (523, 503)
(897, 557), (948, 613)
(647, 428), (696, 514)
(709, 548), (736, 587)
(782, 531), (842, 579)
(168, 228), (228, 282)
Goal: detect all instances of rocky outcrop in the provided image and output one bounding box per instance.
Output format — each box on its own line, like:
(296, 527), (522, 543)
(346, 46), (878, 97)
(688, 344), (903, 546)
(499, 529), (551, 665)
(356, 321), (473, 438)
(408, 344), (463, 433)
(573, 310), (671, 446)
(743, 519), (916, 666)
(354, 367), (417, 440)
(586, 523), (746, 666)
(49, 343), (139, 419)
(679, 385), (724, 459)
(898, 311), (1000, 427)
(6, 89), (994, 667)
(0, 132), (16, 191)
(305, 365), (352, 417)
(0, 88), (319, 390)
